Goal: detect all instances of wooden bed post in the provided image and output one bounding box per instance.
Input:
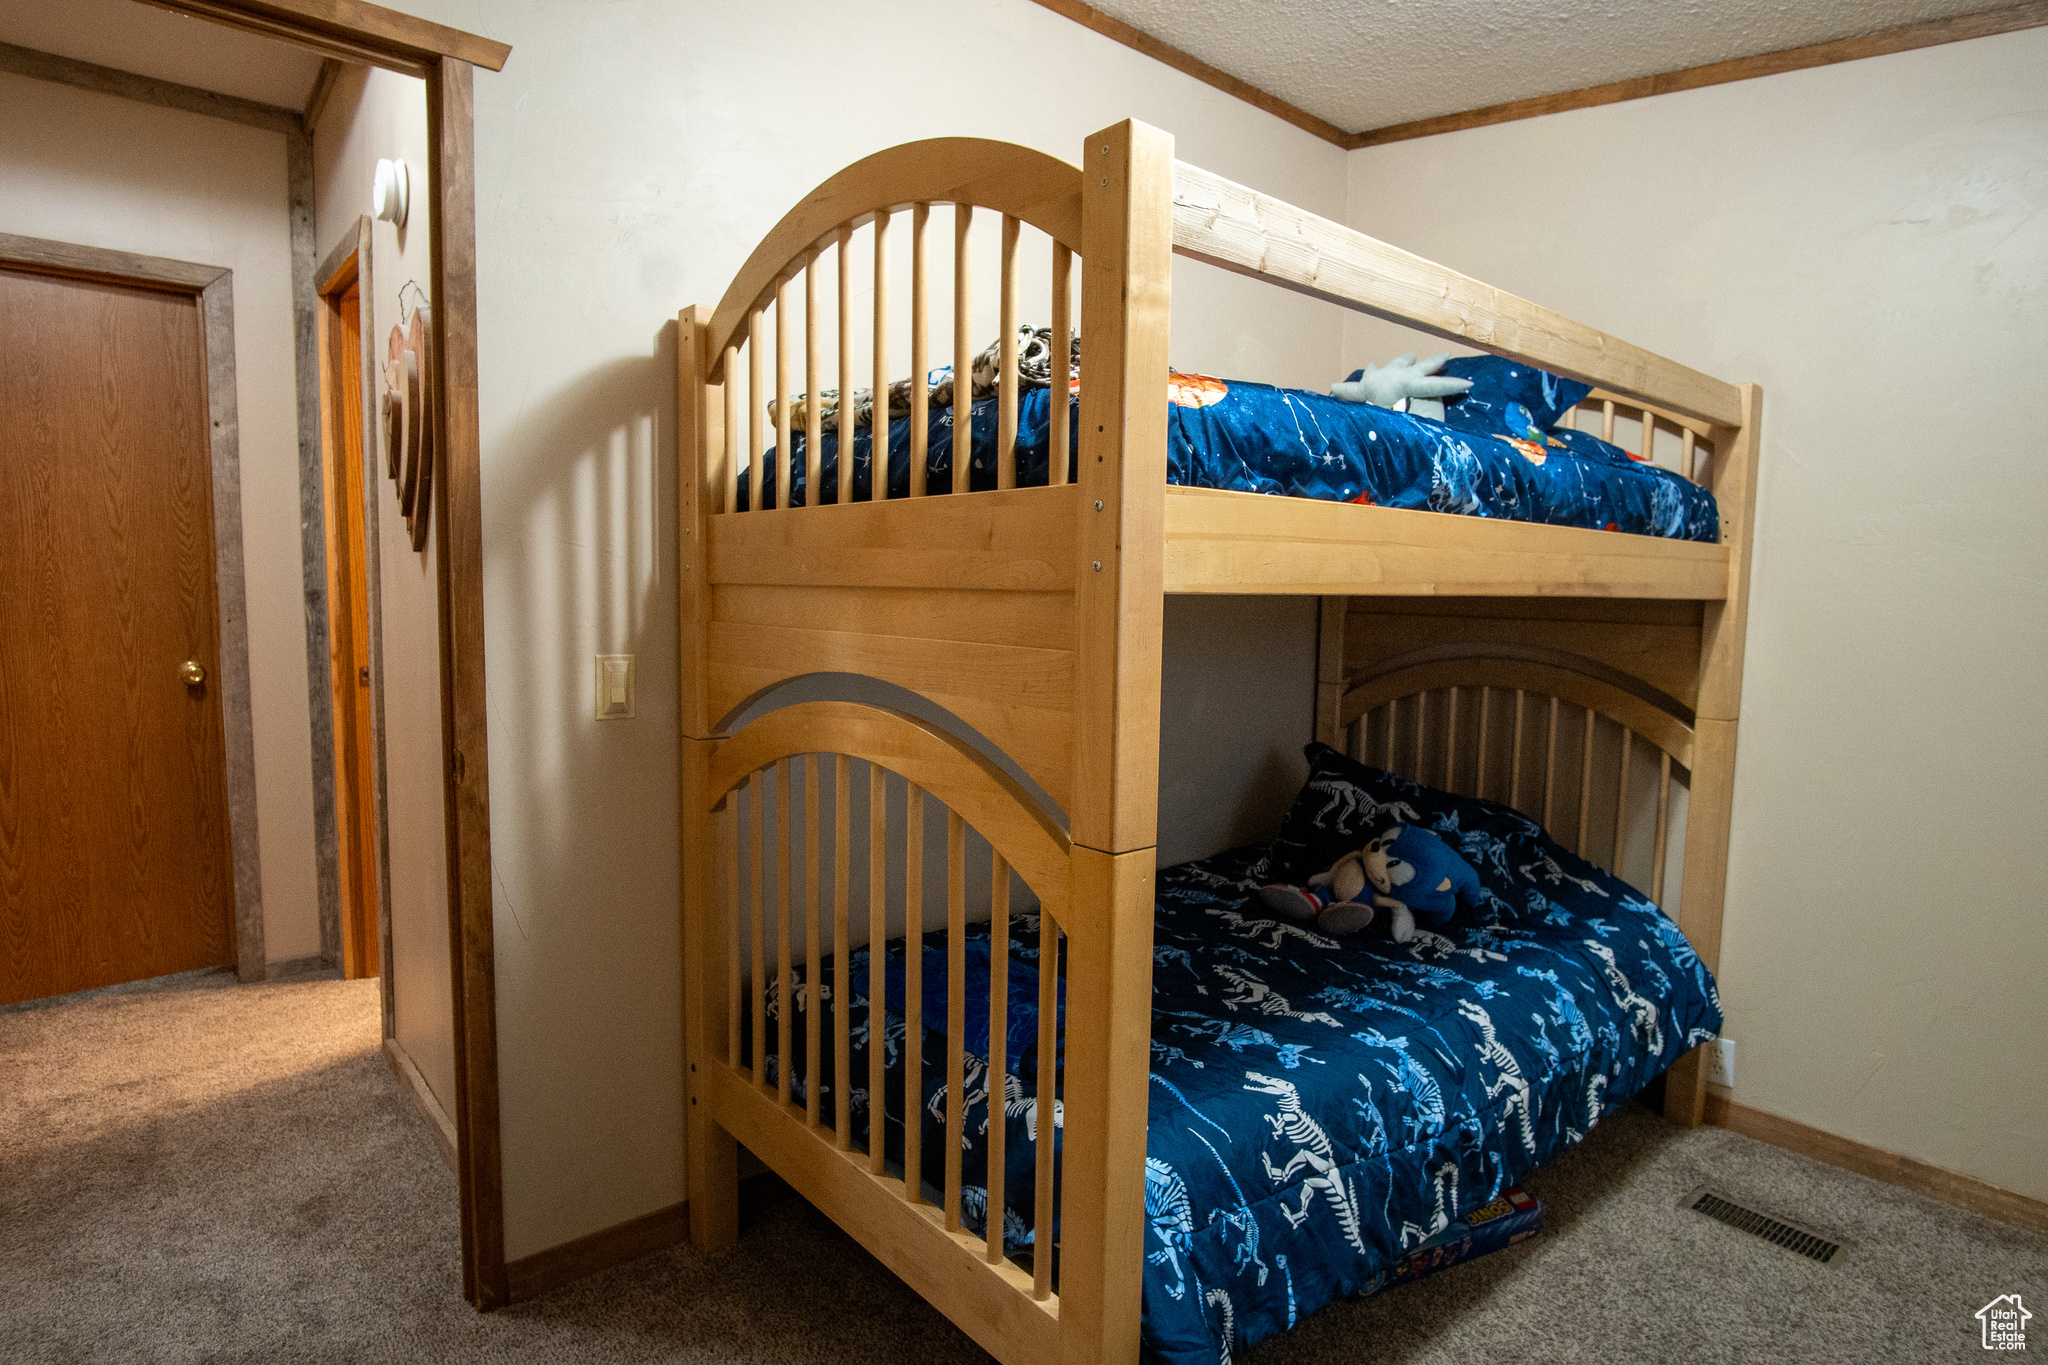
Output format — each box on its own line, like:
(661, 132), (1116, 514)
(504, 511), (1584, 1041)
(1665, 381), (1761, 1127)
(1063, 118), (1172, 1365)
(1316, 597), (1346, 747)
(679, 304), (740, 1246)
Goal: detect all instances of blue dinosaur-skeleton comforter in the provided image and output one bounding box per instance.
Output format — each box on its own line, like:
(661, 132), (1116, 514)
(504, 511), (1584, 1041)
(739, 374), (1718, 541)
(765, 832), (1720, 1363)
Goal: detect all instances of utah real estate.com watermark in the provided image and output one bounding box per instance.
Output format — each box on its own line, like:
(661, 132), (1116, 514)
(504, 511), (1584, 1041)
(1978, 1295), (2031, 1352)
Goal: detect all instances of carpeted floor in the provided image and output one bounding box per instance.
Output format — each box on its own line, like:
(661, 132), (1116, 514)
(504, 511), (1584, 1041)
(2, 971), (2040, 1363)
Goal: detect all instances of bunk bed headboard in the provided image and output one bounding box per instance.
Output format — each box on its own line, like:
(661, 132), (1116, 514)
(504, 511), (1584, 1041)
(1317, 594), (1726, 973)
(1343, 656), (1694, 906)
(676, 138), (1098, 833)
(695, 137), (1084, 513)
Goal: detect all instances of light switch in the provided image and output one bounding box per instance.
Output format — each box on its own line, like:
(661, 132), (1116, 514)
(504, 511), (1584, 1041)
(596, 654), (634, 719)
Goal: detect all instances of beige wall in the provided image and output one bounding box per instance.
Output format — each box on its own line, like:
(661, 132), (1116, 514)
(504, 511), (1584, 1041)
(311, 67), (459, 1118)
(1159, 595), (1318, 867)
(0, 71), (324, 965)
(377, 0), (1343, 1260)
(1345, 29), (2048, 1202)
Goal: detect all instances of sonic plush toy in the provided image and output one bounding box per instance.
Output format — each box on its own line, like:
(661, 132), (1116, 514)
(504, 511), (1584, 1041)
(1259, 824), (1484, 941)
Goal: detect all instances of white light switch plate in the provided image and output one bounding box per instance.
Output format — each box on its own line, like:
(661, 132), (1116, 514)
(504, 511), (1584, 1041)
(596, 654), (634, 719)
(1708, 1037), (1736, 1088)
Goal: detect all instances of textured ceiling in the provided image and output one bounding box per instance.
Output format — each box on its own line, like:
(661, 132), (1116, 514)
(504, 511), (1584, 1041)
(0, 0), (323, 109)
(1086, 0), (2005, 131)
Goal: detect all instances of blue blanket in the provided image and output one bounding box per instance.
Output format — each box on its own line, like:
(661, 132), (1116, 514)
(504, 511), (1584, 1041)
(762, 835), (1720, 1364)
(739, 375), (1718, 541)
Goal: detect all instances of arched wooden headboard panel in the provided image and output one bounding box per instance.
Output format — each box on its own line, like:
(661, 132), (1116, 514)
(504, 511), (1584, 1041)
(697, 699), (1074, 1319)
(697, 138), (1085, 514)
(707, 699), (1070, 911)
(1340, 656), (1692, 905)
(705, 138), (1084, 381)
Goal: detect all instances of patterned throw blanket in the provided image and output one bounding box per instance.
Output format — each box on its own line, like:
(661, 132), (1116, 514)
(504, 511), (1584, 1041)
(767, 325), (1078, 429)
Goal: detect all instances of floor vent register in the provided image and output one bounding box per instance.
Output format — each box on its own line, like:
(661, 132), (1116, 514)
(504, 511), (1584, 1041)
(1684, 1187), (1842, 1264)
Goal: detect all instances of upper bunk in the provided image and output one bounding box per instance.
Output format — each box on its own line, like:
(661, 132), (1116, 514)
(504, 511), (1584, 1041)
(1160, 161), (1752, 598)
(680, 130), (1757, 605)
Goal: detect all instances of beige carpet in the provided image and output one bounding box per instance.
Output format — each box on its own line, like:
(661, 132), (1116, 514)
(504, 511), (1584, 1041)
(2, 969), (2041, 1363)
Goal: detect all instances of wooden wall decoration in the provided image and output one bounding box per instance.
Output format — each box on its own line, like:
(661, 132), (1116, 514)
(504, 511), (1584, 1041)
(381, 302), (436, 551)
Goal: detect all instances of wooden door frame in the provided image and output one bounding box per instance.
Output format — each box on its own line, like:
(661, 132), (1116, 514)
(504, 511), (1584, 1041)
(315, 220), (392, 997)
(0, 233), (267, 985)
(0, 32), (340, 980)
(135, 0), (515, 1307)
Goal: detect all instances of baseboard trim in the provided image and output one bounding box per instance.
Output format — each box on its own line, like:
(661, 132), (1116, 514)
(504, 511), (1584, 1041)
(504, 1201), (692, 1303)
(1705, 1095), (2048, 1235)
(264, 954), (338, 982)
(382, 1036), (458, 1173)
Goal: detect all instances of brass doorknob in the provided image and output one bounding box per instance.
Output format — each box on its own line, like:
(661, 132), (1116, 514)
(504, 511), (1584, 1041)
(179, 660), (207, 687)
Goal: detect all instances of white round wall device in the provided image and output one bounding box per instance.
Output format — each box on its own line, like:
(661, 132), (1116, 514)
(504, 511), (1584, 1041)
(372, 158), (409, 228)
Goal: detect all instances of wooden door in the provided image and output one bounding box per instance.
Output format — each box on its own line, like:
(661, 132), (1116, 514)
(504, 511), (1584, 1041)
(321, 272), (381, 978)
(0, 266), (235, 1005)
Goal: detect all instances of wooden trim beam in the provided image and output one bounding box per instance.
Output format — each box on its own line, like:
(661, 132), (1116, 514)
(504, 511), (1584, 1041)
(317, 216), (398, 1036)
(1072, 120), (1173, 857)
(286, 116), (343, 976)
(0, 230), (225, 292)
(1025, 0), (1349, 147)
(1026, 0), (2048, 152)
(1171, 161), (1743, 427)
(303, 57), (344, 128)
(0, 38), (302, 133)
(196, 275), (269, 985)
(1349, 1), (2048, 147)
(1664, 382), (1760, 1127)
(140, 0), (509, 76)
(504, 1202), (693, 1302)
(384, 1036), (458, 1170)
(1706, 1095), (2048, 1237)
(424, 54), (507, 1311)
(1163, 486), (1732, 600)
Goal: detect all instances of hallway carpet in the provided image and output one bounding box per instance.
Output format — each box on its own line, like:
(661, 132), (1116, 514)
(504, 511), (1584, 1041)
(2, 970), (2040, 1363)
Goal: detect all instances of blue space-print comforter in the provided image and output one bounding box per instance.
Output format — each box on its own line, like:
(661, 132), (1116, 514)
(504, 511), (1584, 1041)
(738, 374), (1718, 541)
(763, 832), (1720, 1363)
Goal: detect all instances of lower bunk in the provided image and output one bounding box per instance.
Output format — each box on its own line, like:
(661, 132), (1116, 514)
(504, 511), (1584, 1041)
(741, 751), (1721, 1365)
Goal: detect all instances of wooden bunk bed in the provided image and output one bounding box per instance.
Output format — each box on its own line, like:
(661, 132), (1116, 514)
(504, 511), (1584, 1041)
(676, 121), (1758, 1365)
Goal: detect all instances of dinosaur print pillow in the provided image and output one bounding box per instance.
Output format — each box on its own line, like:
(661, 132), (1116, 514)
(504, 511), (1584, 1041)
(1267, 742), (1641, 927)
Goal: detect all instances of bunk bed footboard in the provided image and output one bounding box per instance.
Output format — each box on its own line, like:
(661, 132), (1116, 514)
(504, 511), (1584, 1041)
(684, 699), (1155, 1365)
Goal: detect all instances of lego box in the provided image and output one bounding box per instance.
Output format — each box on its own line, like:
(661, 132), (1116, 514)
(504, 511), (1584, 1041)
(1357, 1186), (1542, 1297)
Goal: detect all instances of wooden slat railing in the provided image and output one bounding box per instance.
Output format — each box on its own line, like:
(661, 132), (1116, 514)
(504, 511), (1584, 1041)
(710, 190), (1078, 514)
(702, 701), (1073, 1342)
(910, 203), (930, 498)
(1344, 662), (1694, 903)
(952, 203), (973, 495)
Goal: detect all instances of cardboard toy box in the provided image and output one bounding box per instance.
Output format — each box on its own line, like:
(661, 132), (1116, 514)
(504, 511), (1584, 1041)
(1357, 1186), (1543, 1297)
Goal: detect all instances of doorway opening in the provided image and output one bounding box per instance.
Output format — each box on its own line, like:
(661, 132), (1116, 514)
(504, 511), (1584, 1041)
(0, 248), (257, 1004)
(319, 247), (381, 981)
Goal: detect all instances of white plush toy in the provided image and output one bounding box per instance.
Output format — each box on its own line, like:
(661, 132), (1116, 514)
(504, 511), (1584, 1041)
(1331, 352), (1472, 423)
